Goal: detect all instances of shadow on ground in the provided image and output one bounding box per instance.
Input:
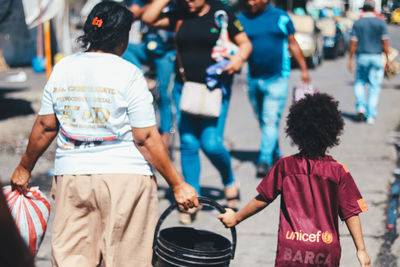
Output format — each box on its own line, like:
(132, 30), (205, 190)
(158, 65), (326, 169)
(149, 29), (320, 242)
(0, 87), (34, 120)
(230, 150), (258, 164)
(341, 111), (364, 123)
(374, 232), (399, 267)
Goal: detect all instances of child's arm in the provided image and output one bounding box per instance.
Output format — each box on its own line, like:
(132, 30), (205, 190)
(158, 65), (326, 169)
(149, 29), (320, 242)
(345, 215), (371, 267)
(218, 195), (269, 227)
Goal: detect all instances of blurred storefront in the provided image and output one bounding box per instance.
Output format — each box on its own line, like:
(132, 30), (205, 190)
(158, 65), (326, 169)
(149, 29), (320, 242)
(275, 0), (382, 13)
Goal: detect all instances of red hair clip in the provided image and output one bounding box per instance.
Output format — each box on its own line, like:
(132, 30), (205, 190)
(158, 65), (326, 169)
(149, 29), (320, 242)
(92, 17), (103, 28)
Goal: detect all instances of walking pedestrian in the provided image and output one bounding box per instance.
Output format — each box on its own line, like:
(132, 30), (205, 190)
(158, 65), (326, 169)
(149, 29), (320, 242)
(122, 0), (176, 149)
(143, 0), (252, 224)
(348, 0), (390, 124)
(10, 2), (198, 266)
(238, 0), (310, 178)
(219, 93), (371, 267)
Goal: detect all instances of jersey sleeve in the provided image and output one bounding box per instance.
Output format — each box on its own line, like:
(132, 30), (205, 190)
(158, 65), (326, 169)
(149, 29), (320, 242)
(381, 20), (389, 40)
(256, 162), (284, 203)
(227, 9), (244, 40)
(286, 16), (295, 35)
(125, 70), (156, 128)
(350, 22), (359, 41)
(276, 11), (295, 36)
(338, 165), (367, 220)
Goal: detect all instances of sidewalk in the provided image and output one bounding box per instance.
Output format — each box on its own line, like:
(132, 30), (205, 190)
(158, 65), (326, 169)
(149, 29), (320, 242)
(0, 26), (400, 267)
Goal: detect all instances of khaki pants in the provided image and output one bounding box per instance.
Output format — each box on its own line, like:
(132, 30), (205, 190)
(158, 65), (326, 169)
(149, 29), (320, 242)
(50, 174), (158, 267)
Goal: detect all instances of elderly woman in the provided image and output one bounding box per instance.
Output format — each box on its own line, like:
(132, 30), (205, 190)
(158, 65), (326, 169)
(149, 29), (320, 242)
(143, 0), (252, 223)
(10, 2), (198, 266)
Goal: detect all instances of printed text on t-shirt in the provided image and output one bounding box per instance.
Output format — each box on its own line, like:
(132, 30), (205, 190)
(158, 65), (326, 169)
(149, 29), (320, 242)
(285, 230), (333, 244)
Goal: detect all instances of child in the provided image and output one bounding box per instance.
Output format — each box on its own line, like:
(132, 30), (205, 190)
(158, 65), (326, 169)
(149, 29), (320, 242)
(218, 93), (371, 267)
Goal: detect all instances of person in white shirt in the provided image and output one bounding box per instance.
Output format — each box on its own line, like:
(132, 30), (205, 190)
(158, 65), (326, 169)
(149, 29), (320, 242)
(10, 2), (198, 266)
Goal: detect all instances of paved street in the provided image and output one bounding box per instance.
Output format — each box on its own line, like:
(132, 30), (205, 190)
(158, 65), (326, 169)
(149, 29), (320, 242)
(1, 25), (400, 267)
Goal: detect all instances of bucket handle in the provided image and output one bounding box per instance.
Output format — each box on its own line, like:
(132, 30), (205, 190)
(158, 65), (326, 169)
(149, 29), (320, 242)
(153, 196), (237, 259)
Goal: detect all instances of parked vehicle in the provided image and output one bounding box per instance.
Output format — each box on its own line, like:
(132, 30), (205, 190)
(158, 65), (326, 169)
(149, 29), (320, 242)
(392, 8), (400, 24)
(317, 18), (346, 58)
(336, 16), (354, 52)
(290, 14), (324, 69)
(383, 0), (400, 23)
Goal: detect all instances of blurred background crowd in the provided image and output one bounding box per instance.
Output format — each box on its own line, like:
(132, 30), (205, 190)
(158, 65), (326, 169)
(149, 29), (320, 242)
(1, 0), (400, 266)
(1, 0), (400, 73)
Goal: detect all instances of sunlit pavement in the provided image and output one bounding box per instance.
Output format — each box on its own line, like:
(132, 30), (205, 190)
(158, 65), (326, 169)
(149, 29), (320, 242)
(0, 25), (399, 267)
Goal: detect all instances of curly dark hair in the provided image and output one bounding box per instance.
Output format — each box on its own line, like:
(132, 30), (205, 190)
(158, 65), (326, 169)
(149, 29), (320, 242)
(77, 1), (133, 52)
(285, 93), (344, 158)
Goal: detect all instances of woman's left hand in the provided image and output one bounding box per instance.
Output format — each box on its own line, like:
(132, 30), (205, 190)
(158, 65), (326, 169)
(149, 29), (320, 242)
(222, 54), (244, 75)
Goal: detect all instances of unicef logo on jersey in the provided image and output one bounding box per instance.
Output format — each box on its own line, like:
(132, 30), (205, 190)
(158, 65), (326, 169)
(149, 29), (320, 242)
(285, 230), (333, 244)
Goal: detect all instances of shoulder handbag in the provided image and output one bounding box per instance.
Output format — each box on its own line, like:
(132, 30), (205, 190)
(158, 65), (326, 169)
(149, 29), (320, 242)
(180, 81), (223, 118)
(175, 20), (223, 118)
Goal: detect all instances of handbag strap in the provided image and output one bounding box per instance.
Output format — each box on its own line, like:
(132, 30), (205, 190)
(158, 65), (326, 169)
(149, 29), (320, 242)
(174, 19), (186, 82)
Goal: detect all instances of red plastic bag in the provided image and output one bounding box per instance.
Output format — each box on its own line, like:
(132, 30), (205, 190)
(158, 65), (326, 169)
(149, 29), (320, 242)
(2, 185), (51, 255)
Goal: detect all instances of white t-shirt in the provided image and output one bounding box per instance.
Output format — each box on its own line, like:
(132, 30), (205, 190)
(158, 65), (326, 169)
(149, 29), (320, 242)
(39, 52), (156, 175)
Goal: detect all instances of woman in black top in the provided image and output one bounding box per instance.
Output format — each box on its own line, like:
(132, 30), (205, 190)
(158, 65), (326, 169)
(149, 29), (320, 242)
(143, 0), (252, 224)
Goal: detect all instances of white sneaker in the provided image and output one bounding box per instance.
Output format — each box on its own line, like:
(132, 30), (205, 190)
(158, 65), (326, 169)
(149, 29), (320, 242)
(366, 117), (375, 124)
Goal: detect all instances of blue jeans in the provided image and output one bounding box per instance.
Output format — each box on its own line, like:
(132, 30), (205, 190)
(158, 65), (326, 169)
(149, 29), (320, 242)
(122, 43), (176, 133)
(247, 75), (289, 165)
(354, 53), (384, 120)
(173, 80), (235, 194)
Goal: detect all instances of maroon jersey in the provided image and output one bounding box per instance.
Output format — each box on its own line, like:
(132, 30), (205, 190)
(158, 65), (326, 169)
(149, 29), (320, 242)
(257, 155), (367, 267)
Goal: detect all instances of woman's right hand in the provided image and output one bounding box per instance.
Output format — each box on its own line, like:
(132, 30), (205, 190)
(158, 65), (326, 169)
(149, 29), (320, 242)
(172, 182), (199, 211)
(11, 165), (30, 195)
(222, 54), (244, 75)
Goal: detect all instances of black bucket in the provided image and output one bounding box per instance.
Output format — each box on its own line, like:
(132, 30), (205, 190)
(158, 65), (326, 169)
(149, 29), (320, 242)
(153, 197), (237, 267)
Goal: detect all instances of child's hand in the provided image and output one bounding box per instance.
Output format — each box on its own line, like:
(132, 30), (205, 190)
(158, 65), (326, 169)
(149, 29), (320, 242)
(357, 249), (371, 267)
(218, 208), (238, 228)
